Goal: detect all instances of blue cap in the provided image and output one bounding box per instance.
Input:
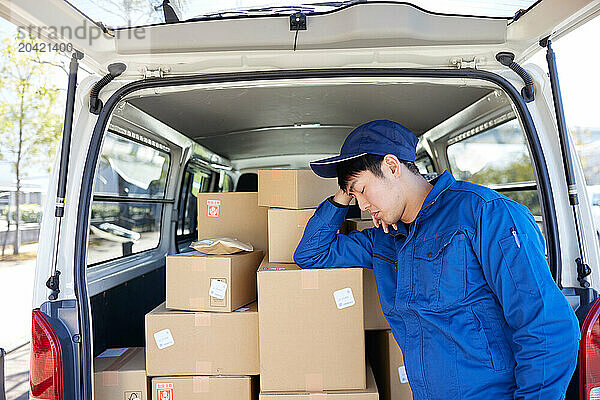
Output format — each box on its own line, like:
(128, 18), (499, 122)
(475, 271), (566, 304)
(310, 120), (418, 178)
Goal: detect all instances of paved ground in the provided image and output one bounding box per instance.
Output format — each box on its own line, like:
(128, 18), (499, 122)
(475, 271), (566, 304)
(4, 344), (29, 400)
(0, 256), (35, 352)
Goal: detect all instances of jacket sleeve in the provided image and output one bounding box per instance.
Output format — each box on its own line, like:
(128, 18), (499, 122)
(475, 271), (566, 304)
(293, 197), (375, 269)
(473, 198), (580, 400)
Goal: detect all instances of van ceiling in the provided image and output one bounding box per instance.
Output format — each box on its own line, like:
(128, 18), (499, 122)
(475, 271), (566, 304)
(127, 83), (491, 160)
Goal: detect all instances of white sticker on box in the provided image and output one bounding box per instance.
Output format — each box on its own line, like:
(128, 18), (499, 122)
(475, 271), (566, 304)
(333, 288), (355, 309)
(97, 348), (129, 358)
(398, 366), (409, 383)
(154, 329), (175, 350)
(209, 279), (227, 300)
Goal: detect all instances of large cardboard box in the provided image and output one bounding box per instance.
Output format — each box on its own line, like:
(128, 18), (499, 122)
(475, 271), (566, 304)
(267, 208), (315, 263)
(94, 347), (150, 400)
(366, 330), (413, 400)
(364, 269), (390, 330)
(145, 302), (259, 376)
(258, 169), (338, 209)
(197, 192), (268, 252)
(166, 250), (263, 312)
(258, 257), (366, 392)
(259, 363), (378, 400)
(152, 375), (257, 400)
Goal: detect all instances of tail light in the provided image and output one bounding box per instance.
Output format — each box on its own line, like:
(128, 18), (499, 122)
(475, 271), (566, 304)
(30, 309), (63, 400)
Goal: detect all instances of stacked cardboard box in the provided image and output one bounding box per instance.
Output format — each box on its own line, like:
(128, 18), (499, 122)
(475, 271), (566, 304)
(259, 169), (338, 263)
(258, 257), (367, 395)
(94, 347), (150, 400)
(367, 330), (413, 400)
(140, 194), (266, 400)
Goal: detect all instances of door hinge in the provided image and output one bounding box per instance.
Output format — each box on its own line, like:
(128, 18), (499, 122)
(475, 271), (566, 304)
(143, 66), (170, 79)
(451, 57), (479, 69)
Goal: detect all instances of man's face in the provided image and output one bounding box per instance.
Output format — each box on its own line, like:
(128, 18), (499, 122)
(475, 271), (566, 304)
(346, 163), (410, 225)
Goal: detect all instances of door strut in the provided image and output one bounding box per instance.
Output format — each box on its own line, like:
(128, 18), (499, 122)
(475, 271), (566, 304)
(46, 50), (84, 300)
(540, 36), (591, 288)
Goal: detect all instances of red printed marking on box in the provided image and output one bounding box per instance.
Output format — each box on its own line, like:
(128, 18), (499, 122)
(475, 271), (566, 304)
(206, 200), (221, 218)
(156, 383), (173, 400)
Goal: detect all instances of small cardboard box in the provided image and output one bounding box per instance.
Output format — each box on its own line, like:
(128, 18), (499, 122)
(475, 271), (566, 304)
(166, 250), (263, 312)
(94, 347), (150, 400)
(345, 218), (374, 232)
(366, 330), (413, 400)
(145, 302), (259, 376)
(259, 363), (378, 400)
(267, 208), (315, 263)
(258, 169), (338, 209)
(360, 209), (371, 220)
(152, 375), (257, 400)
(197, 192), (268, 252)
(258, 257), (365, 392)
(364, 269), (390, 330)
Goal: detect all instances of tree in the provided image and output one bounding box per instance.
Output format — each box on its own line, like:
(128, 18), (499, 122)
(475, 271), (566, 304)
(0, 32), (63, 255)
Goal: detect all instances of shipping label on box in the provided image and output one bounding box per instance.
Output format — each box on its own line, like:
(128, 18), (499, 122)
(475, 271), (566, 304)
(152, 376), (255, 400)
(258, 257), (365, 392)
(166, 250), (263, 312)
(145, 302), (259, 376)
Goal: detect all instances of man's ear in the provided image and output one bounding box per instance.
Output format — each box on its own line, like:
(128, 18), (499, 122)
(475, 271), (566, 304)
(382, 154), (401, 177)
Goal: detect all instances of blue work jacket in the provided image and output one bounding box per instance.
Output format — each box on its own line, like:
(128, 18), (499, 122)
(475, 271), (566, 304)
(294, 170), (580, 400)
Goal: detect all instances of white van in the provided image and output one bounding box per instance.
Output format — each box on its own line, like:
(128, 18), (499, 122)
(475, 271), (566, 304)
(2, 0), (600, 399)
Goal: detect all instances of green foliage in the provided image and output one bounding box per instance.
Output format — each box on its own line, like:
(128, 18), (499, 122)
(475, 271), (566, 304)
(0, 32), (64, 175)
(1, 204), (41, 223)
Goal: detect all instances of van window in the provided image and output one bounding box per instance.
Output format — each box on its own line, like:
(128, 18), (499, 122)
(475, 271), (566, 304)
(446, 118), (542, 216)
(175, 164), (234, 251)
(87, 132), (171, 266)
(415, 155), (435, 174)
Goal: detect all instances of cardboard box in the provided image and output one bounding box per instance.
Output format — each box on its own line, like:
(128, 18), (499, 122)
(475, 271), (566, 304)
(258, 169), (338, 209)
(197, 192), (268, 252)
(364, 269), (390, 330)
(267, 208), (315, 263)
(360, 209), (371, 219)
(345, 218), (374, 232)
(152, 375), (257, 400)
(94, 347), (150, 400)
(258, 257), (365, 392)
(166, 250), (263, 312)
(259, 363), (378, 400)
(366, 330), (413, 400)
(145, 302), (259, 376)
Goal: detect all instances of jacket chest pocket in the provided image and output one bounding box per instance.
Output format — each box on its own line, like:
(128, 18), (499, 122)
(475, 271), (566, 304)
(411, 229), (467, 310)
(372, 252), (397, 314)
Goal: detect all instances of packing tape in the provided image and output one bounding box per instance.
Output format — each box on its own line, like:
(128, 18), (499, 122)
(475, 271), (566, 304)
(271, 169), (284, 181)
(101, 371), (119, 386)
(193, 376), (211, 393)
(301, 269), (319, 289)
(308, 393), (328, 400)
(194, 312), (212, 327)
(195, 361), (213, 374)
(189, 297), (206, 310)
(271, 194), (282, 205)
(305, 373), (324, 392)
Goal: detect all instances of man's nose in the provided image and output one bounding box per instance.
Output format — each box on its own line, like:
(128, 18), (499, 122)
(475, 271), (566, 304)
(356, 195), (369, 211)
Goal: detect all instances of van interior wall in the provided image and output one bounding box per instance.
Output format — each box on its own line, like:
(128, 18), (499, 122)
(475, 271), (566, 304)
(90, 266), (165, 356)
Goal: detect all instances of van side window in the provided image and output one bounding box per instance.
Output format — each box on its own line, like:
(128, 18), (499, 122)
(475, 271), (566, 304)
(175, 165), (233, 251)
(446, 119), (542, 217)
(415, 155), (435, 174)
(87, 132), (171, 266)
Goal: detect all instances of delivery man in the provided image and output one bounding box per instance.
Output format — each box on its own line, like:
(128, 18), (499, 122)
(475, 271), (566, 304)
(293, 120), (580, 400)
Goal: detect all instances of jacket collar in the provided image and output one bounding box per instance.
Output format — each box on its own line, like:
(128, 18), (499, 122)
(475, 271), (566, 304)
(419, 170), (456, 213)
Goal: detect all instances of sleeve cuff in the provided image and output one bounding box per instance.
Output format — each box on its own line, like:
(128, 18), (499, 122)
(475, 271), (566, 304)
(328, 196), (349, 208)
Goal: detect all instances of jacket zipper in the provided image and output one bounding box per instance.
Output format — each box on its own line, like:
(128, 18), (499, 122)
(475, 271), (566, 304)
(373, 253), (397, 272)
